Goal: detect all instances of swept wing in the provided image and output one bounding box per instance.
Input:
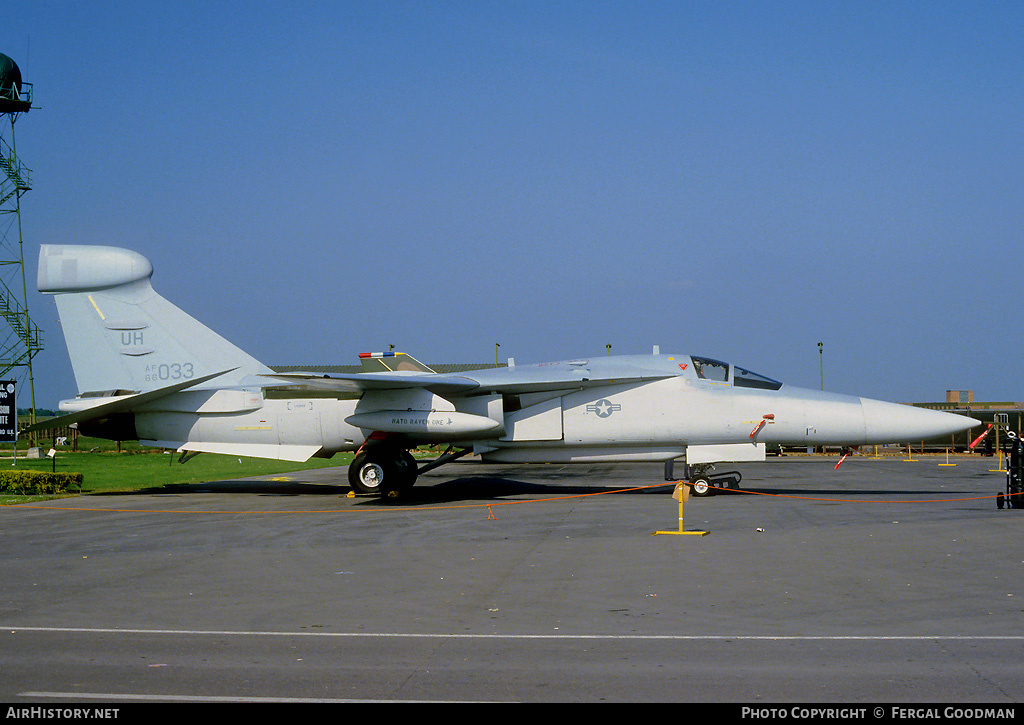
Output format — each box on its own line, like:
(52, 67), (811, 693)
(266, 359), (676, 396)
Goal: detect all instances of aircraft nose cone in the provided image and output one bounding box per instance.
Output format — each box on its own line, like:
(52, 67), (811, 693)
(860, 397), (979, 444)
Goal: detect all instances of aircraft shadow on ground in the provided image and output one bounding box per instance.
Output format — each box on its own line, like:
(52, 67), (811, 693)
(404, 476), (673, 505)
(89, 480), (352, 497)
(85, 471), (676, 505)
(83, 469), (993, 505)
(736, 485), (987, 498)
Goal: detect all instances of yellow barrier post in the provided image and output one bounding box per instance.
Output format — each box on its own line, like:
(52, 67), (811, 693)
(990, 425), (1007, 473)
(653, 482), (708, 536)
(939, 448), (957, 467)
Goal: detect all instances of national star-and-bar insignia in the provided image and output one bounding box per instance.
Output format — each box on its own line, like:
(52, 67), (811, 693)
(586, 399), (621, 418)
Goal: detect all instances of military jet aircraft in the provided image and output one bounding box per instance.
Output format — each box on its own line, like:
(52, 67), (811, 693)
(30, 244), (977, 499)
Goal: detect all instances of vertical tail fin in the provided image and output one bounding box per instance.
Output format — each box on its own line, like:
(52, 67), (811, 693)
(38, 245), (270, 394)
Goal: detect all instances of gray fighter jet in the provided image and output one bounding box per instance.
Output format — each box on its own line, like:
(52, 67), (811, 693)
(30, 245), (977, 499)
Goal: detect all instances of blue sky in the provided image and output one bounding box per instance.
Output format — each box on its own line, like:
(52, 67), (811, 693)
(3, 1), (1022, 408)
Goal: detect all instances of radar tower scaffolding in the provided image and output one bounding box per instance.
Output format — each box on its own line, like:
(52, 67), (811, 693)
(0, 53), (43, 440)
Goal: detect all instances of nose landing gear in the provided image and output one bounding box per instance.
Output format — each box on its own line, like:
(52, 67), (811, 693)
(664, 459), (740, 497)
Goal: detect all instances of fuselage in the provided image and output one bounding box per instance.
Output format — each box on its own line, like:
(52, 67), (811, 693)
(81, 353), (976, 464)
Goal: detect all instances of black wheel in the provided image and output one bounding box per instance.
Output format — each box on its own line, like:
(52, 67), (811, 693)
(690, 477), (713, 497)
(348, 451), (388, 494)
(400, 449), (418, 480)
(997, 492), (1005, 509)
(382, 451), (419, 501)
(348, 448), (419, 497)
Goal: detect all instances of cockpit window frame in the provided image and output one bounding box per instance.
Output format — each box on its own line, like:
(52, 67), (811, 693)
(689, 356), (784, 391)
(690, 356), (730, 383)
(733, 365), (784, 391)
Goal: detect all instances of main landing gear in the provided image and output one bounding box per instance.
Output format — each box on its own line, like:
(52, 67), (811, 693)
(348, 444), (472, 501)
(348, 446), (418, 501)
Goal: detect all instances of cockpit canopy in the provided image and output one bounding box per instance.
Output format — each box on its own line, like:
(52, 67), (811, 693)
(690, 356), (783, 390)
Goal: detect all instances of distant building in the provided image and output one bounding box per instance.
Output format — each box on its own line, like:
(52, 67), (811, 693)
(946, 390), (973, 404)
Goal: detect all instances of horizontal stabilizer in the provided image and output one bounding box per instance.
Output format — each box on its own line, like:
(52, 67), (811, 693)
(23, 369), (237, 433)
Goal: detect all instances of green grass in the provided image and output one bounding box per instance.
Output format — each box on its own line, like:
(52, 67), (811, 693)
(3, 428), (456, 504)
(0, 446), (353, 504)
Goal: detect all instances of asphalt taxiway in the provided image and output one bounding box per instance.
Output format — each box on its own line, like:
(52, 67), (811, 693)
(1, 454), (1021, 703)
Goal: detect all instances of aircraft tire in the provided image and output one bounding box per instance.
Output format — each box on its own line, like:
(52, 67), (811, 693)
(997, 492), (1004, 509)
(348, 448), (419, 497)
(400, 450), (418, 483)
(380, 451), (419, 502)
(690, 478), (713, 497)
(349, 451), (386, 495)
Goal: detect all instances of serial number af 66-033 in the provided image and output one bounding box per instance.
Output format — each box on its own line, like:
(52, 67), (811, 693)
(145, 362), (196, 383)
(31, 245), (978, 500)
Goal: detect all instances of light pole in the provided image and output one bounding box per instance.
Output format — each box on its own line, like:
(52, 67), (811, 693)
(818, 341), (823, 391)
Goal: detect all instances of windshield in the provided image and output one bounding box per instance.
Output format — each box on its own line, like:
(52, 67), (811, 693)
(733, 365), (783, 390)
(690, 356), (783, 390)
